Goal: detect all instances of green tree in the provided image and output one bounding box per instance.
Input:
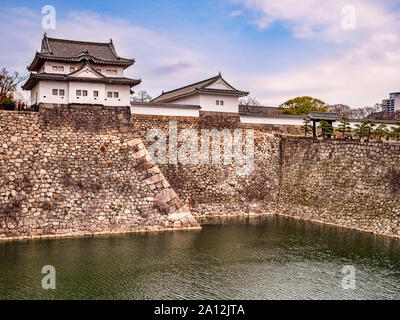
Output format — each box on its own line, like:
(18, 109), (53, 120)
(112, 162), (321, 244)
(354, 120), (377, 139)
(1, 97), (15, 110)
(279, 96), (327, 115)
(301, 118), (312, 136)
(318, 120), (333, 137)
(363, 120), (376, 139)
(354, 122), (368, 139)
(390, 121), (400, 140)
(337, 116), (352, 138)
(374, 124), (388, 140)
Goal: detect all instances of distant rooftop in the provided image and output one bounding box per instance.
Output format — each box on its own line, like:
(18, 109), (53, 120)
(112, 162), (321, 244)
(308, 112), (341, 121)
(239, 105), (281, 115)
(152, 74), (248, 103)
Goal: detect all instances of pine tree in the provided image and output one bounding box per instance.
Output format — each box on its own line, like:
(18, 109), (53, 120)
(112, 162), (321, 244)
(337, 116), (352, 138)
(318, 120), (333, 137)
(301, 118), (312, 136)
(363, 120), (376, 139)
(354, 122), (368, 139)
(390, 121), (400, 140)
(374, 124), (388, 140)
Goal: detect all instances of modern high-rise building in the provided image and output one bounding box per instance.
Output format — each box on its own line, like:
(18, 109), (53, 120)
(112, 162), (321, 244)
(382, 92), (400, 113)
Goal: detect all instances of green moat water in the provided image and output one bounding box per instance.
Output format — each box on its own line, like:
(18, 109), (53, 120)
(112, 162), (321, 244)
(0, 216), (399, 300)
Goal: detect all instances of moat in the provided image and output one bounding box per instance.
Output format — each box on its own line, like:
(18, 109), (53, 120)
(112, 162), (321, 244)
(0, 216), (399, 300)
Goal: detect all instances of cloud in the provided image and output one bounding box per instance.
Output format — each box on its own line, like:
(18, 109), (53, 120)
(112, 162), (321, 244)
(230, 10), (243, 17)
(3, 2), (400, 108)
(153, 60), (193, 75)
(0, 7), (212, 101)
(232, 0), (400, 107)
(233, 0), (392, 41)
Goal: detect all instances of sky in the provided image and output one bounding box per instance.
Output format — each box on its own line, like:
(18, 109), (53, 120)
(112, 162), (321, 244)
(1, 0), (400, 107)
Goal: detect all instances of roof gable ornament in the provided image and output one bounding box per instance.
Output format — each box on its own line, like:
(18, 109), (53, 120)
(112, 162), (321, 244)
(69, 62), (105, 79)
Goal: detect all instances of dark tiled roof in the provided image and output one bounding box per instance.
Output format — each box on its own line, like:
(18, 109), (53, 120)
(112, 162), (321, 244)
(28, 34), (135, 71)
(22, 72), (141, 90)
(308, 112), (341, 120)
(240, 113), (305, 119)
(239, 105), (281, 115)
(152, 74), (248, 103)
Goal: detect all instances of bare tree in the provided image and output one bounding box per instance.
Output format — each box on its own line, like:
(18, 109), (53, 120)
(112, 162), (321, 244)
(368, 110), (400, 121)
(131, 90), (152, 103)
(239, 96), (261, 106)
(327, 104), (352, 117)
(327, 103), (382, 120)
(0, 68), (25, 104)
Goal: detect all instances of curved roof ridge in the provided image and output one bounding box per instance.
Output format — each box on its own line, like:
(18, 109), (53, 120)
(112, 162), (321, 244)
(151, 74), (220, 102)
(45, 36), (112, 47)
(151, 74), (248, 103)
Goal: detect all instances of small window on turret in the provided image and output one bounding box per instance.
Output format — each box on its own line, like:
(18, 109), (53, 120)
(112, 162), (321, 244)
(106, 70), (117, 75)
(52, 66), (64, 72)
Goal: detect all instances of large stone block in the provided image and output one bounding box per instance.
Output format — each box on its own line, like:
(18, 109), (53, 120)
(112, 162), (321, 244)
(155, 188), (177, 203)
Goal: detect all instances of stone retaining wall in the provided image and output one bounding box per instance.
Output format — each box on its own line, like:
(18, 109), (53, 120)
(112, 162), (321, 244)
(0, 107), (200, 240)
(279, 137), (400, 237)
(131, 112), (281, 218)
(1, 107), (399, 240)
(131, 112), (400, 237)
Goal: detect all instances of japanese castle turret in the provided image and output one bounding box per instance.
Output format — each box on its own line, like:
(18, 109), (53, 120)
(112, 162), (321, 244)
(22, 34), (141, 107)
(131, 73), (249, 117)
